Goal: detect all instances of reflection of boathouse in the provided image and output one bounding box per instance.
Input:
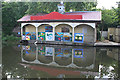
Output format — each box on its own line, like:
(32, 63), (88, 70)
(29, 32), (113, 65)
(17, 2), (101, 46)
(21, 45), (96, 69)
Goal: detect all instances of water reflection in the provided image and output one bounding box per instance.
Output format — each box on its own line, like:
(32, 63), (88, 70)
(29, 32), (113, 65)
(21, 45), (96, 69)
(2, 44), (119, 78)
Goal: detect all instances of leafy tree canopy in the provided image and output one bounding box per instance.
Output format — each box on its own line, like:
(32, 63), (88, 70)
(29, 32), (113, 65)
(98, 8), (118, 31)
(25, 2), (97, 14)
(2, 2), (28, 35)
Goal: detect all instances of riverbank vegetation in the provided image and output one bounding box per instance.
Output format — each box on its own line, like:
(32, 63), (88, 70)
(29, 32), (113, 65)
(2, 33), (21, 46)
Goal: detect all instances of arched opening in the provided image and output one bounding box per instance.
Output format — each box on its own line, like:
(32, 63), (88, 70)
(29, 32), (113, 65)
(74, 24), (94, 43)
(23, 53), (36, 62)
(22, 24), (36, 40)
(55, 57), (72, 66)
(22, 45), (36, 62)
(74, 48), (95, 67)
(38, 46), (53, 64)
(23, 51), (36, 62)
(61, 27), (70, 32)
(38, 24), (54, 41)
(38, 56), (53, 64)
(54, 48), (72, 66)
(55, 24), (72, 42)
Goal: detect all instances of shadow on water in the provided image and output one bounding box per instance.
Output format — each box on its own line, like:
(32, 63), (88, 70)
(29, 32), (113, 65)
(2, 43), (119, 79)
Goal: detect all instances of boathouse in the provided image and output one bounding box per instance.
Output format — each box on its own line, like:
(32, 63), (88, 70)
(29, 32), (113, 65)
(17, 3), (101, 46)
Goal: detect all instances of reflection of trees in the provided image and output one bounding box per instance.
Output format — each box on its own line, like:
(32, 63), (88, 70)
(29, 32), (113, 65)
(3, 45), (119, 78)
(99, 65), (117, 78)
(23, 52), (36, 61)
(2, 46), (29, 78)
(38, 55), (53, 64)
(95, 48), (118, 78)
(74, 48), (95, 67)
(55, 57), (72, 66)
(3, 45), (53, 78)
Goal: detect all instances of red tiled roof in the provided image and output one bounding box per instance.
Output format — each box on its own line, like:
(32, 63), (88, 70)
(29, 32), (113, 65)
(17, 11), (101, 22)
(31, 12), (82, 20)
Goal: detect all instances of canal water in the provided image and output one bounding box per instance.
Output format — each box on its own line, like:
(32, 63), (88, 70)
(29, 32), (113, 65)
(2, 43), (119, 79)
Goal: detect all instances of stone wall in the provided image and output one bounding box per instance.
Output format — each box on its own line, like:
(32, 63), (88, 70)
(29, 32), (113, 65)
(108, 28), (120, 42)
(115, 28), (120, 42)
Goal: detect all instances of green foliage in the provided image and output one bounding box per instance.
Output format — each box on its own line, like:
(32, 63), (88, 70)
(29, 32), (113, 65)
(118, 4), (120, 25)
(64, 2), (97, 12)
(101, 37), (105, 41)
(25, 2), (97, 14)
(2, 2), (28, 35)
(98, 9), (117, 31)
(112, 6), (120, 26)
(97, 29), (101, 41)
(2, 35), (20, 41)
(25, 2), (59, 14)
(2, 33), (21, 46)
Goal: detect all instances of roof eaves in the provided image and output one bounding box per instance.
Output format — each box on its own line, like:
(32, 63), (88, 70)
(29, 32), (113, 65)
(17, 19), (101, 23)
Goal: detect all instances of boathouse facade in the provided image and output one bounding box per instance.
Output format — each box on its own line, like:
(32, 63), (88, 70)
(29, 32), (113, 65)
(17, 4), (101, 46)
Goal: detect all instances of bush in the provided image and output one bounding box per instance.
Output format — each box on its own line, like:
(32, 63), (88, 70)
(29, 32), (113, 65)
(2, 34), (21, 47)
(2, 34), (21, 41)
(101, 36), (105, 41)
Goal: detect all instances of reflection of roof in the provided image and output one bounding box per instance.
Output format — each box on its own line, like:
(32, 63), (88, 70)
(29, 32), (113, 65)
(20, 63), (98, 77)
(21, 63), (81, 76)
(17, 11), (101, 22)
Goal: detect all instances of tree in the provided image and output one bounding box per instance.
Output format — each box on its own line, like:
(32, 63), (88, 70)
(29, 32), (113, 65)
(25, 2), (97, 14)
(25, 2), (59, 14)
(113, 2), (120, 26)
(2, 2), (28, 35)
(98, 9), (117, 31)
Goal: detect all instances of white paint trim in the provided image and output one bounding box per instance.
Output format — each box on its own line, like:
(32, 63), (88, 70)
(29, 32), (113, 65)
(72, 27), (75, 42)
(21, 25), (23, 39)
(53, 27), (55, 41)
(75, 23), (95, 28)
(21, 23), (39, 28)
(36, 27), (38, 40)
(21, 22), (96, 28)
(94, 27), (97, 42)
